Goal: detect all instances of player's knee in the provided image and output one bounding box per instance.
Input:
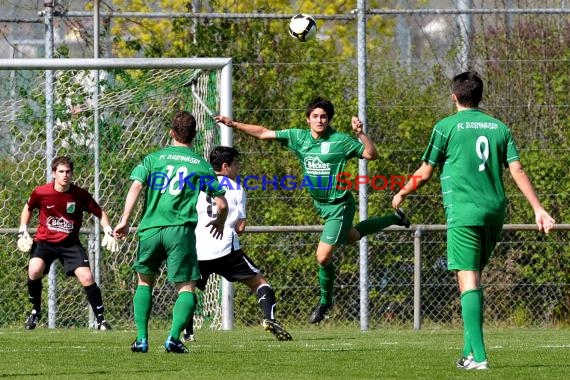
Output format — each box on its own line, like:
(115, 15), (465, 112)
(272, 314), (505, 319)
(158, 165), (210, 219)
(137, 273), (155, 287)
(28, 269), (44, 280)
(75, 268), (95, 285)
(316, 249), (332, 265)
(78, 275), (95, 286)
(28, 258), (46, 278)
(317, 255), (332, 266)
(176, 281), (195, 293)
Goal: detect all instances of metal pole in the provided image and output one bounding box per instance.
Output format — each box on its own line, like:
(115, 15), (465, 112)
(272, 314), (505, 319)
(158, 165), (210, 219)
(396, 0), (411, 73)
(91, 0), (101, 329)
(9, 45), (17, 156)
(413, 227), (423, 330)
(219, 61), (234, 331)
(60, 11), (356, 20)
(356, 0), (369, 332)
(456, 0), (473, 71)
(43, 0), (57, 330)
(219, 62), (233, 147)
(505, 0), (514, 30)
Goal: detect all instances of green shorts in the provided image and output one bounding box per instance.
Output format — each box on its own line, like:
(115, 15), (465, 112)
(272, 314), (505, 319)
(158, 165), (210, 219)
(313, 194), (356, 246)
(447, 225), (502, 271)
(134, 224), (200, 283)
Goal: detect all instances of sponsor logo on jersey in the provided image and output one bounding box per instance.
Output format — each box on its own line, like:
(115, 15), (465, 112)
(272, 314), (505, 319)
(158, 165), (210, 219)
(46, 216), (74, 234)
(303, 156), (330, 175)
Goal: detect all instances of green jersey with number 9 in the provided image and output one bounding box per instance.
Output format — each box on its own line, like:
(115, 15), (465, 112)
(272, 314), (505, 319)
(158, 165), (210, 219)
(130, 145), (225, 238)
(422, 109), (520, 227)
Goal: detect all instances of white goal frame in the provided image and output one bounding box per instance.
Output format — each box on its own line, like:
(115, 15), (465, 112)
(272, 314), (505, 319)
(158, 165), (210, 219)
(0, 57), (235, 330)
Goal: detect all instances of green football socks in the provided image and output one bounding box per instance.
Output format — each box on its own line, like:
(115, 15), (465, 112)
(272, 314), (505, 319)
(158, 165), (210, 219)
(462, 289), (485, 357)
(354, 214), (399, 238)
(318, 262), (336, 306)
(169, 291), (196, 339)
(461, 288), (486, 362)
(133, 285), (152, 340)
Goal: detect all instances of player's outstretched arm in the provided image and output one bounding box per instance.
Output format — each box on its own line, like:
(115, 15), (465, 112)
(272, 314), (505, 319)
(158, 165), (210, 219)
(392, 162), (434, 209)
(509, 161), (555, 233)
(214, 115), (276, 140)
(352, 116), (379, 160)
(114, 180), (143, 239)
(205, 195), (228, 239)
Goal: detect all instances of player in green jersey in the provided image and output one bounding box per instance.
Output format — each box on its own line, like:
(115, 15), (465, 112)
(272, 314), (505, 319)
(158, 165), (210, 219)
(215, 97), (410, 324)
(114, 111), (228, 353)
(392, 72), (555, 370)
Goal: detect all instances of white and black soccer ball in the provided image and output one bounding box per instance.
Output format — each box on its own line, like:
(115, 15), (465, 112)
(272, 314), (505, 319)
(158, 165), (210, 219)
(288, 14), (317, 42)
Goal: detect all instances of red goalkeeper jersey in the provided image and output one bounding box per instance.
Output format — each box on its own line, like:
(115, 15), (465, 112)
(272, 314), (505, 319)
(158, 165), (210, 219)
(27, 183), (103, 244)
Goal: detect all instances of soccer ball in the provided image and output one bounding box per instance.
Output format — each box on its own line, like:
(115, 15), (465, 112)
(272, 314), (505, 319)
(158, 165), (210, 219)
(288, 14), (317, 42)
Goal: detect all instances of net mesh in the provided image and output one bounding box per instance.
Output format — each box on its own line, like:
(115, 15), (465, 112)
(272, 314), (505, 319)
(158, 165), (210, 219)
(0, 66), (224, 329)
(194, 276), (223, 330)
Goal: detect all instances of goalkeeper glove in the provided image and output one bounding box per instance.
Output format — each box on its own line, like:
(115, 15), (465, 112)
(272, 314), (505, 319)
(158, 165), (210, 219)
(17, 225), (33, 253)
(102, 225), (120, 253)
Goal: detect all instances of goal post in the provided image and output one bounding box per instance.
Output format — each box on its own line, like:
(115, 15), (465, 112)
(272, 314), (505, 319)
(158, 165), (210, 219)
(0, 58), (233, 330)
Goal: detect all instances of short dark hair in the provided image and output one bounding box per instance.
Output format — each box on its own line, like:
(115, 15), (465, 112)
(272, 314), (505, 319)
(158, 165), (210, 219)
(171, 111), (197, 144)
(306, 96), (335, 121)
(209, 146), (239, 171)
(51, 156), (73, 172)
(452, 71), (483, 108)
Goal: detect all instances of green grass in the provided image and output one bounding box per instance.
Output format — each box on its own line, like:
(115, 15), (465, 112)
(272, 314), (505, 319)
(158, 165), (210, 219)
(0, 327), (568, 379)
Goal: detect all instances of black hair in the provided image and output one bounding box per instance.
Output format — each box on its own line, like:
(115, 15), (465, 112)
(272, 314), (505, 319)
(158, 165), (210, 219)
(452, 71), (483, 108)
(306, 96), (335, 121)
(209, 146), (239, 171)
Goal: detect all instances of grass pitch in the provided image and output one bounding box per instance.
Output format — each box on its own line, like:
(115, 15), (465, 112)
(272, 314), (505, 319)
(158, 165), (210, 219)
(0, 326), (568, 379)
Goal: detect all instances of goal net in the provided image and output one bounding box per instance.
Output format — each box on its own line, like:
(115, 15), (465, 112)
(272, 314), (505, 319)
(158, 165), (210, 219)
(0, 58), (230, 329)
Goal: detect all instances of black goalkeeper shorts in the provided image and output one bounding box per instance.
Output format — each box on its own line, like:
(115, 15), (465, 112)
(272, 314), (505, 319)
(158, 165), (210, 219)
(30, 240), (90, 277)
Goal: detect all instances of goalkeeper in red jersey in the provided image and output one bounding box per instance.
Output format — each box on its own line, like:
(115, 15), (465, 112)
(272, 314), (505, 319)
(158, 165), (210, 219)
(18, 155), (118, 331)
